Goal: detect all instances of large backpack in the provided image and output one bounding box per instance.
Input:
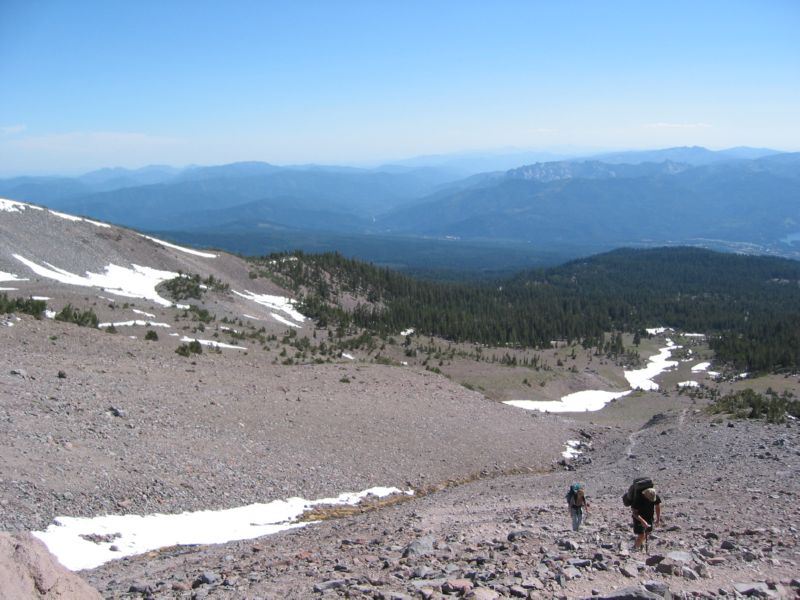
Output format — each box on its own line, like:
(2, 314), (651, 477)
(566, 482), (583, 506)
(622, 476), (653, 507)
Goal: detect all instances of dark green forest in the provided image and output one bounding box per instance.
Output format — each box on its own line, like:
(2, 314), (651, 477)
(253, 247), (800, 374)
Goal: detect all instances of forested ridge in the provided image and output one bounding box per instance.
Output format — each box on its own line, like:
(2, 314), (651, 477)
(252, 247), (800, 373)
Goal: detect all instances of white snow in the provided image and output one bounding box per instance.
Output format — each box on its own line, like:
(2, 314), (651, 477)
(0, 287), (18, 291)
(623, 339), (680, 391)
(0, 198), (43, 213)
(691, 361), (711, 372)
(45, 310), (57, 319)
(341, 352), (355, 360)
(0, 270), (29, 283)
(48, 209), (110, 228)
(31, 296), (50, 300)
(400, 328), (415, 336)
(242, 314), (261, 321)
(233, 290), (305, 325)
(506, 340), (680, 413)
(180, 336), (246, 351)
(562, 440), (583, 459)
(132, 309), (156, 318)
(682, 333), (705, 338)
(139, 234), (217, 258)
(98, 320), (171, 328)
(271, 312), (301, 328)
(646, 327), (669, 335)
(505, 389), (631, 413)
(34, 487), (409, 571)
(678, 380), (700, 388)
(13, 255), (178, 307)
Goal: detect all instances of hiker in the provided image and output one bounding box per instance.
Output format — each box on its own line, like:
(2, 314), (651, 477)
(632, 487), (661, 550)
(566, 482), (589, 531)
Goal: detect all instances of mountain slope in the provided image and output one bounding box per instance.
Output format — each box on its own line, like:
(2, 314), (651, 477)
(378, 154), (800, 255)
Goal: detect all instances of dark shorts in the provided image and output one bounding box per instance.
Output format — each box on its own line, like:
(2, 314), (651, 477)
(633, 519), (653, 534)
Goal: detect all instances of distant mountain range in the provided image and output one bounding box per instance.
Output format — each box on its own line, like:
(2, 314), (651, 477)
(0, 146), (798, 272)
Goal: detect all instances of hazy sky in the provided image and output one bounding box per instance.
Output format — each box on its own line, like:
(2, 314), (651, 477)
(1, 0), (798, 175)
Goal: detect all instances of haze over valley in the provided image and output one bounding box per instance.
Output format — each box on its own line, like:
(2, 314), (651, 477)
(1, 2), (799, 599)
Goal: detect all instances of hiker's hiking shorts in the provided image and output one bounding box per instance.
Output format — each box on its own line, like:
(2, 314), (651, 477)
(632, 519), (653, 534)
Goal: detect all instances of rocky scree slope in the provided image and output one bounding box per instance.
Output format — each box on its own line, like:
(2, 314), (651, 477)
(83, 410), (800, 599)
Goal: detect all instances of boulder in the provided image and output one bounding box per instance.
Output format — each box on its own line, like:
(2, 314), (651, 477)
(594, 585), (663, 599)
(403, 535), (435, 558)
(0, 532), (103, 599)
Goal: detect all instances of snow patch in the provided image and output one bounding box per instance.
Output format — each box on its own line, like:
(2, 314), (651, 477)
(691, 361), (711, 372)
(234, 290), (305, 325)
(562, 440), (583, 459)
(48, 209), (110, 228)
(132, 309), (156, 318)
(13, 255), (178, 307)
(139, 234), (217, 258)
(623, 339), (679, 391)
(678, 380), (700, 388)
(646, 327), (669, 335)
(505, 389), (631, 413)
(400, 328), (415, 336)
(0, 198), (43, 213)
(98, 320), (171, 328)
(341, 352), (355, 360)
(0, 270), (28, 283)
(180, 336), (246, 351)
(271, 312), (301, 328)
(507, 340), (679, 413)
(34, 487), (410, 571)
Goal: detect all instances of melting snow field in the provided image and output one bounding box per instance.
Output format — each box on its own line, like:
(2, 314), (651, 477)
(0, 270), (29, 283)
(180, 336), (247, 351)
(48, 209), (110, 228)
(98, 320), (172, 329)
(13, 254), (179, 307)
(623, 339), (680, 391)
(0, 198), (44, 213)
(34, 487), (410, 571)
(234, 290), (305, 327)
(506, 389), (630, 413)
(139, 234), (218, 258)
(505, 338), (682, 413)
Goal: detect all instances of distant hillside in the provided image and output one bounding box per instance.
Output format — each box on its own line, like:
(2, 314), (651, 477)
(0, 162), (462, 231)
(264, 246), (800, 373)
(591, 145), (781, 165)
(378, 153), (800, 257)
(1, 148), (798, 269)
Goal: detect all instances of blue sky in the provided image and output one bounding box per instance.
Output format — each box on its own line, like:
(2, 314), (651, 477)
(1, 0), (798, 175)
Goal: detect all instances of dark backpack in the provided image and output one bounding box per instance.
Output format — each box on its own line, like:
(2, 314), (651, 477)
(622, 476), (653, 507)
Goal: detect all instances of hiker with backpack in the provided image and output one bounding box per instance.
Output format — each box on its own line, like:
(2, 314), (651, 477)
(566, 482), (589, 531)
(623, 477), (662, 551)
